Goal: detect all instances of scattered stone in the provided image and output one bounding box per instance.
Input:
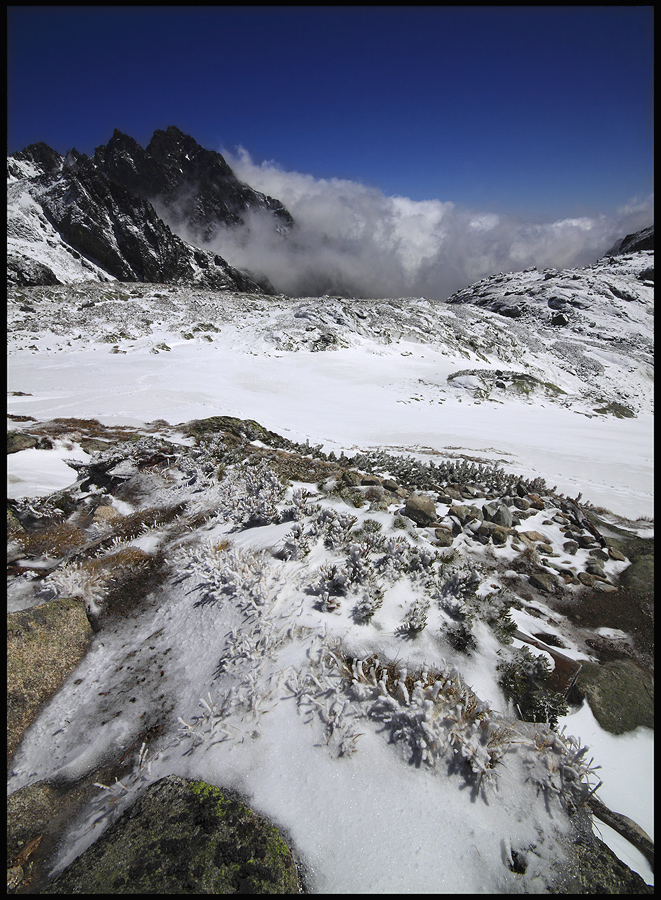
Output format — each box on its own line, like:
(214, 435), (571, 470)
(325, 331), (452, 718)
(342, 470), (362, 486)
(576, 533), (598, 549)
(578, 572), (595, 586)
(588, 547), (609, 562)
(360, 474), (381, 486)
(518, 530), (547, 544)
(442, 487), (464, 502)
(381, 478), (399, 492)
(434, 526), (455, 547)
(586, 559), (606, 577)
(450, 503), (484, 526)
(608, 547), (627, 562)
(513, 497), (531, 511)
(562, 540), (579, 555)
(482, 501), (513, 528)
(529, 571), (556, 593)
(527, 493), (546, 510)
(404, 493), (438, 526)
(476, 521), (511, 545)
(43, 775), (300, 893)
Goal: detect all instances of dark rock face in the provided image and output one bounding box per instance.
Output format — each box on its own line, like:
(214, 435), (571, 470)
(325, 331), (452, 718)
(95, 125), (294, 243)
(8, 126), (294, 291)
(10, 141), (63, 175)
(43, 775), (300, 894)
(606, 225), (654, 256)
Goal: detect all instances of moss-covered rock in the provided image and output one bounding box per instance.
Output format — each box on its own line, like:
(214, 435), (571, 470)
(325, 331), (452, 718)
(572, 659), (654, 734)
(7, 599), (93, 763)
(43, 775), (300, 893)
(182, 415), (290, 449)
(618, 553), (653, 598)
(7, 431), (38, 454)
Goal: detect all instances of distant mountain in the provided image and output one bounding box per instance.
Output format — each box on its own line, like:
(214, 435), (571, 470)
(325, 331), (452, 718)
(7, 127), (294, 291)
(93, 126), (293, 243)
(605, 225), (654, 257)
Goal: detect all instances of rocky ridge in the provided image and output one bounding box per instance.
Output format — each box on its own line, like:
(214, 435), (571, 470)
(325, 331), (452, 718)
(7, 127), (293, 292)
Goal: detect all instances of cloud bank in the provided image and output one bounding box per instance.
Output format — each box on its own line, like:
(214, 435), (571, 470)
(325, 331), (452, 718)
(193, 148), (655, 301)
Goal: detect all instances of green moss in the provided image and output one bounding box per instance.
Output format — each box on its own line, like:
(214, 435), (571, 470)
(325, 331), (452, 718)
(593, 401), (635, 419)
(543, 381), (566, 395)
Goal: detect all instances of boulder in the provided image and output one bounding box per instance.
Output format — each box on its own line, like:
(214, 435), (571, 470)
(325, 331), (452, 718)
(8, 599), (93, 763)
(572, 659), (654, 734)
(482, 501), (513, 528)
(434, 526), (454, 547)
(7, 432), (38, 454)
(619, 553), (653, 597)
(43, 776), (300, 893)
(450, 503), (483, 526)
(528, 571), (556, 593)
(404, 493), (438, 526)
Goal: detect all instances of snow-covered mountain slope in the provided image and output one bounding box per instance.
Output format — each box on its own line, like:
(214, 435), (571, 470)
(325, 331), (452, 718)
(7, 142), (269, 292)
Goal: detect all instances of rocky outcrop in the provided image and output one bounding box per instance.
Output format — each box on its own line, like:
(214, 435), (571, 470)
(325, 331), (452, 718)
(606, 225), (654, 256)
(7, 127), (294, 291)
(42, 775), (301, 893)
(94, 126), (293, 243)
(571, 659), (654, 734)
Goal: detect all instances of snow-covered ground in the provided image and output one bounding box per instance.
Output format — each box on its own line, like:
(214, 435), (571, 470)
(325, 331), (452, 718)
(7, 277), (654, 890)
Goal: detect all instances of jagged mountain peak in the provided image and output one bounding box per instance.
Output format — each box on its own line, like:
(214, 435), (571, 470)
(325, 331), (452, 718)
(11, 141), (63, 175)
(86, 125), (293, 243)
(7, 131), (274, 293)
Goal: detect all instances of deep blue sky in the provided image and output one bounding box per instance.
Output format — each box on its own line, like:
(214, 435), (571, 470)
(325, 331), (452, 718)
(7, 6), (653, 220)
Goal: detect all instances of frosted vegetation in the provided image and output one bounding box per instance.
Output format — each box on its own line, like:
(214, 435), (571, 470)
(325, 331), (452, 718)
(6, 250), (654, 891)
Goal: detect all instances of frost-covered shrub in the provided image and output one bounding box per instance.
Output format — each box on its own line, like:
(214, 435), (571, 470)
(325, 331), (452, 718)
(432, 564), (482, 619)
(352, 581), (385, 624)
(178, 543), (277, 612)
(497, 647), (568, 728)
(446, 621), (478, 654)
(397, 597), (430, 637)
(274, 522), (311, 560)
(234, 460), (287, 527)
(350, 518), (384, 552)
(405, 545), (440, 577)
(314, 563), (350, 598)
(42, 561), (108, 621)
(375, 535), (411, 580)
(309, 507), (358, 550)
(345, 655), (502, 777)
(345, 541), (376, 585)
(284, 487), (319, 522)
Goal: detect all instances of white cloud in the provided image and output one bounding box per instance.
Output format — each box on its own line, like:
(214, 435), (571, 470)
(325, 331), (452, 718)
(181, 147), (654, 300)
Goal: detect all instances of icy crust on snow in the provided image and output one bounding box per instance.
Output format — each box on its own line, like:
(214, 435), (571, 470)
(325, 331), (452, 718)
(8, 447), (608, 893)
